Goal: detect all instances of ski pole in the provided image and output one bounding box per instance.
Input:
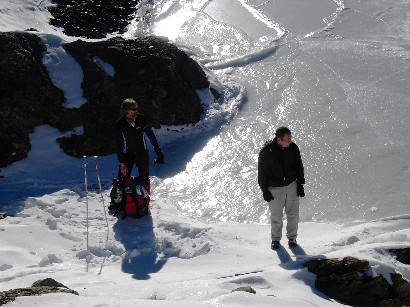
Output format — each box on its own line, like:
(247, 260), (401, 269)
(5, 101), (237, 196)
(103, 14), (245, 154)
(93, 156), (109, 244)
(83, 155), (89, 252)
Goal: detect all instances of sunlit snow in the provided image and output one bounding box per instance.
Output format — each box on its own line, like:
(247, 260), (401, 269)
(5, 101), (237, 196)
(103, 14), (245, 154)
(0, 0), (410, 306)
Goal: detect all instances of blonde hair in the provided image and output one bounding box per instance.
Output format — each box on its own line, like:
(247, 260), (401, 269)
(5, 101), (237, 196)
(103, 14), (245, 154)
(121, 98), (138, 115)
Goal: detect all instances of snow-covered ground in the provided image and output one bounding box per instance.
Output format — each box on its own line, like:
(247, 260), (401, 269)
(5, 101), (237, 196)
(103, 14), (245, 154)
(1, 0), (410, 306)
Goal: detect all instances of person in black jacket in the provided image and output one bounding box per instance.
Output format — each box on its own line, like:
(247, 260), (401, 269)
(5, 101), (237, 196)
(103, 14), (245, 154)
(258, 126), (305, 250)
(115, 98), (164, 192)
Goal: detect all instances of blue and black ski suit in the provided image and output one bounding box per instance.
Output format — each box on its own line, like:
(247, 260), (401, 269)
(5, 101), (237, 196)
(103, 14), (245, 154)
(115, 114), (162, 186)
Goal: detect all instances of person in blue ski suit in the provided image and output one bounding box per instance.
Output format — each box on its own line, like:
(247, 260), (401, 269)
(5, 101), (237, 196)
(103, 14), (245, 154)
(115, 98), (164, 191)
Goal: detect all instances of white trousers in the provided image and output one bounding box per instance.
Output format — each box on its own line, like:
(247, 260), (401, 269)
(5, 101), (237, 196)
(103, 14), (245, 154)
(268, 181), (299, 241)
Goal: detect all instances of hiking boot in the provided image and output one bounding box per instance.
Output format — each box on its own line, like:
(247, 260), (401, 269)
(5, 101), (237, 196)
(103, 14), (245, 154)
(288, 239), (297, 248)
(271, 241), (280, 250)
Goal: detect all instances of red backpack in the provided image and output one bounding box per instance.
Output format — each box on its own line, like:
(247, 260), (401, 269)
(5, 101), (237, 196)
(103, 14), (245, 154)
(109, 176), (150, 219)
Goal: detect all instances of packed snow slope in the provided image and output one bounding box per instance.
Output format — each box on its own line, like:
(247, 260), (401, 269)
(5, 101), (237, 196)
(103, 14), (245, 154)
(1, 0), (410, 224)
(142, 0), (410, 224)
(0, 0), (410, 306)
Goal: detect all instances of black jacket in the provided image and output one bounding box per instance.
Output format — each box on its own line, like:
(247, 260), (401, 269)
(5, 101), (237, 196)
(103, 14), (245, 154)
(115, 114), (161, 163)
(258, 138), (305, 192)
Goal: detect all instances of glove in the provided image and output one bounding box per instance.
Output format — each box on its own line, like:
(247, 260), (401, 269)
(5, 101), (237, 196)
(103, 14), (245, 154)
(263, 190), (273, 202)
(297, 184), (305, 197)
(154, 151), (165, 164)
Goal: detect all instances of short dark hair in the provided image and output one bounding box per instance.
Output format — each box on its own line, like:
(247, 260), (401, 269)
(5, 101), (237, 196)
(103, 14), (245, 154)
(275, 126), (291, 138)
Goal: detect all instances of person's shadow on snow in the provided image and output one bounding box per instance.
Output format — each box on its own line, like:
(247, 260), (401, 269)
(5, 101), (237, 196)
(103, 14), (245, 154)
(286, 245), (330, 301)
(276, 244), (311, 270)
(276, 246), (293, 264)
(113, 213), (167, 280)
(275, 243), (330, 300)
(289, 244), (308, 258)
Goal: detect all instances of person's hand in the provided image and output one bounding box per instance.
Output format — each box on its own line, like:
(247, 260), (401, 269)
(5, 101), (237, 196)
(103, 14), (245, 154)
(263, 190), (273, 202)
(297, 184), (305, 197)
(120, 164), (128, 176)
(154, 152), (165, 164)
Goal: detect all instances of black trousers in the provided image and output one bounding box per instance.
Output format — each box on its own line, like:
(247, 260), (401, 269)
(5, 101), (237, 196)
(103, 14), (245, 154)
(118, 150), (150, 185)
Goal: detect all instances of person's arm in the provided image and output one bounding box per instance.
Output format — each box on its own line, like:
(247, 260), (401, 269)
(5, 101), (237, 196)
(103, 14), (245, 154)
(258, 148), (274, 201)
(258, 148), (269, 192)
(115, 125), (126, 164)
(115, 120), (129, 175)
(294, 144), (305, 197)
(294, 145), (305, 184)
(144, 127), (164, 163)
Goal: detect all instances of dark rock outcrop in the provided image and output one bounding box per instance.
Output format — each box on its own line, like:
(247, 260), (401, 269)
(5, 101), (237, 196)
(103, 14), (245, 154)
(0, 32), (65, 167)
(0, 32), (212, 167)
(390, 248), (410, 265)
(0, 278), (78, 306)
(390, 273), (410, 305)
(304, 256), (410, 307)
(47, 0), (143, 39)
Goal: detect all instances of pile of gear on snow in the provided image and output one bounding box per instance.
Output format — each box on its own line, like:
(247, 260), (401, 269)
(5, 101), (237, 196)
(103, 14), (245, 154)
(109, 175), (150, 219)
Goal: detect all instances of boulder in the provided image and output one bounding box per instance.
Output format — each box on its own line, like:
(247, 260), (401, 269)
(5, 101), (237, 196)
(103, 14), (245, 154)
(31, 278), (68, 288)
(303, 256), (410, 307)
(304, 256), (368, 276)
(0, 278), (78, 305)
